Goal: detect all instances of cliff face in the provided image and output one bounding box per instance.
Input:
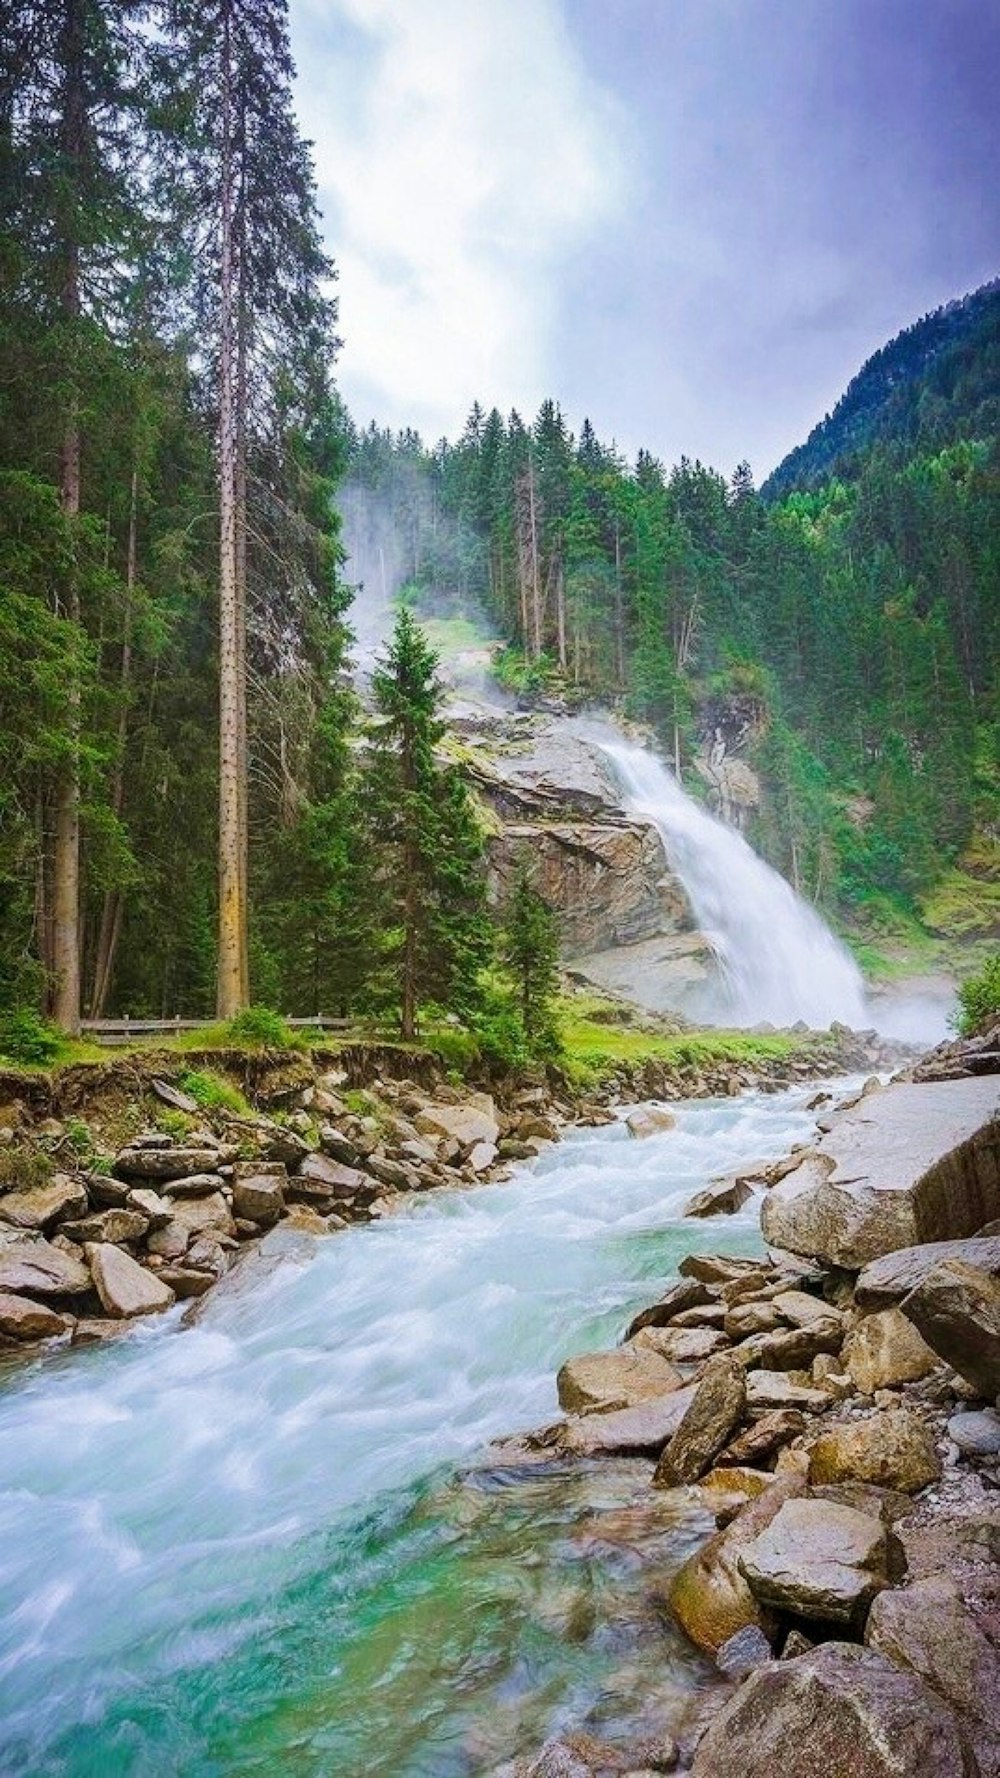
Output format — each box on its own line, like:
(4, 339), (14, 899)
(446, 702), (710, 1000)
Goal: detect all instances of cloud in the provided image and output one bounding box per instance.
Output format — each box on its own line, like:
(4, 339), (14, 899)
(290, 0), (626, 439)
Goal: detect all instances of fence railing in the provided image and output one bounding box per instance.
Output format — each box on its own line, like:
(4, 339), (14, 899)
(79, 1015), (352, 1046)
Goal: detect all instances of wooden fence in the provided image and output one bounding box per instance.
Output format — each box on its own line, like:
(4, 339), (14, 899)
(79, 1015), (352, 1046)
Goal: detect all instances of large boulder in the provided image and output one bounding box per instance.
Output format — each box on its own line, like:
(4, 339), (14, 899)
(738, 1497), (899, 1626)
(0, 1290), (69, 1341)
(667, 1476), (804, 1655)
(807, 1409), (941, 1493)
(84, 1242), (176, 1317)
(556, 1346), (682, 1415)
(0, 1232), (91, 1296)
(0, 1174), (88, 1231)
(899, 1258), (1000, 1399)
(684, 1177), (753, 1218)
(653, 1352), (747, 1485)
(625, 1106), (676, 1140)
(689, 1642), (979, 1777)
(760, 1078), (1000, 1269)
(855, 1236), (1000, 1308)
(114, 1146), (225, 1181)
(866, 1570), (1000, 1778)
(841, 1308), (938, 1394)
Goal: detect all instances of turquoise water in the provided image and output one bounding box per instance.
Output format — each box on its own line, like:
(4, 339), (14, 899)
(0, 1086), (834, 1776)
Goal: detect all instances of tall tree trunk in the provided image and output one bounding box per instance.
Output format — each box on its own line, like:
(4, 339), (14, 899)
(216, 1), (249, 1017)
(527, 456), (542, 660)
(90, 467), (138, 1018)
(555, 559), (566, 672)
(614, 520), (625, 688)
(51, 0), (84, 1035)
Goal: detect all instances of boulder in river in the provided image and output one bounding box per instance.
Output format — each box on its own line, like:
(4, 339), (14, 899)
(624, 1279), (716, 1338)
(760, 1078), (1000, 1269)
(899, 1257), (1000, 1399)
(85, 1241), (176, 1317)
(414, 1095), (499, 1149)
(688, 1642), (980, 1778)
(807, 1408), (941, 1492)
(738, 1496), (900, 1625)
(625, 1106), (676, 1140)
(667, 1476), (805, 1655)
(683, 1177), (754, 1218)
(557, 1384), (696, 1457)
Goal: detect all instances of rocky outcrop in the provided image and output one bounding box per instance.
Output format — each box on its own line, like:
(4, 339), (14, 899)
(899, 1258), (1000, 1398)
(760, 1077), (1000, 1267)
(866, 1570), (1000, 1778)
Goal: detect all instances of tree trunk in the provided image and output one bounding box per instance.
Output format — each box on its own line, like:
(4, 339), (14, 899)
(90, 466), (138, 1017)
(216, 1), (249, 1017)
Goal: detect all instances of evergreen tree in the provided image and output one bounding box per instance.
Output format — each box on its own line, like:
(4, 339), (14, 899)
(502, 867), (561, 1050)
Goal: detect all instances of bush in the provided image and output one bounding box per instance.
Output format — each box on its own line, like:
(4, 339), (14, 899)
(178, 1069), (250, 1114)
(0, 1009), (64, 1066)
(223, 1006), (301, 1050)
(955, 953), (1000, 1037)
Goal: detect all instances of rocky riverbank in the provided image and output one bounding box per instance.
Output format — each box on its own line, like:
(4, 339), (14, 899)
(0, 1024), (901, 1362)
(492, 1033), (1000, 1777)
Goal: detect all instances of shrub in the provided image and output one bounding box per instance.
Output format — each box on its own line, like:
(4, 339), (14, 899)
(955, 953), (1000, 1038)
(223, 1006), (301, 1050)
(178, 1069), (249, 1115)
(0, 1146), (54, 1191)
(0, 1009), (64, 1066)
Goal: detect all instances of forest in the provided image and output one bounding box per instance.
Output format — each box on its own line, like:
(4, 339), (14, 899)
(2, 1), (998, 1044)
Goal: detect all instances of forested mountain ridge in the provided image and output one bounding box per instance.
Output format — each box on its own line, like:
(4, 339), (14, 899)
(762, 277), (1000, 497)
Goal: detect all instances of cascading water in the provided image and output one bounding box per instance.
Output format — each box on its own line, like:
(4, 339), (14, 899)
(597, 735), (870, 1030)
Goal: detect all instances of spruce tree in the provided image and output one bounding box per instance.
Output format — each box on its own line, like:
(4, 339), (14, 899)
(502, 867), (561, 1051)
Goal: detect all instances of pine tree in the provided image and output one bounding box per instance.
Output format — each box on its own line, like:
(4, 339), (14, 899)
(365, 610), (490, 1039)
(502, 867), (560, 1050)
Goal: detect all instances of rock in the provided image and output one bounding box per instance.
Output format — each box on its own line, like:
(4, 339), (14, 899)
(522, 1742), (593, 1778)
(684, 1177), (754, 1218)
(151, 1077), (199, 1113)
(157, 1265), (215, 1298)
(770, 1289), (844, 1333)
(624, 1279), (715, 1337)
(414, 1096), (499, 1149)
(84, 1242), (176, 1318)
(162, 1172), (226, 1198)
(812, 1482), (913, 1524)
(808, 1408), (941, 1492)
(671, 1303), (728, 1328)
(625, 1106), (676, 1140)
(866, 1570), (1000, 1776)
(319, 1126), (361, 1164)
(60, 1208), (149, 1245)
(738, 1497), (899, 1625)
(900, 1258), (1000, 1399)
(558, 1384), (697, 1457)
(631, 1325), (731, 1365)
(146, 1193), (234, 1259)
(468, 1141), (498, 1173)
(842, 1308), (938, 1394)
(667, 1476), (805, 1655)
(715, 1409), (807, 1468)
(744, 1372), (832, 1413)
(689, 1642), (979, 1778)
(760, 1078), (1000, 1269)
(716, 1623), (776, 1680)
(724, 1300), (784, 1339)
(0, 1291), (68, 1341)
(735, 1325), (843, 1371)
(127, 1187), (172, 1228)
(900, 1509), (1000, 1577)
(557, 1347), (683, 1415)
(855, 1235), (1000, 1308)
(811, 1354), (855, 1399)
(114, 1146), (223, 1181)
(497, 1138), (536, 1161)
(293, 1152), (369, 1199)
(231, 1166), (286, 1225)
(698, 1466), (776, 1513)
(947, 1407), (1000, 1457)
(0, 1232), (91, 1296)
(517, 1114), (559, 1143)
(0, 1174), (89, 1231)
(680, 1254), (769, 1286)
(654, 1353), (747, 1485)
(87, 1174), (130, 1208)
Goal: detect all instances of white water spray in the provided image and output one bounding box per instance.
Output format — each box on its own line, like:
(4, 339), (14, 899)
(599, 735), (870, 1030)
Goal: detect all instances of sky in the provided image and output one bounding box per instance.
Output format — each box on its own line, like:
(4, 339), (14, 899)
(290, 0), (1000, 479)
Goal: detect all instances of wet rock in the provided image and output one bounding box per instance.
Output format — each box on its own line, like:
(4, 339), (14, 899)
(653, 1352), (747, 1485)
(558, 1384), (697, 1457)
(557, 1346), (683, 1415)
(715, 1623), (774, 1680)
(0, 1232), (91, 1296)
(115, 1146), (224, 1182)
(738, 1497), (899, 1625)
(684, 1177), (754, 1218)
(947, 1407), (1000, 1456)
(866, 1569), (1000, 1777)
(60, 1208), (149, 1245)
(808, 1408), (941, 1492)
(680, 1254), (770, 1286)
(126, 1187), (172, 1228)
(85, 1242), (176, 1317)
(0, 1174), (89, 1231)
(715, 1408), (807, 1468)
(0, 1290), (69, 1341)
(624, 1279), (715, 1338)
(231, 1166), (286, 1225)
(698, 1466), (776, 1515)
(625, 1106), (676, 1140)
(900, 1258), (1000, 1399)
(760, 1077), (1000, 1269)
(667, 1476), (805, 1655)
(855, 1235), (1000, 1308)
(631, 1325), (731, 1364)
(522, 1741), (595, 1778)
(689, 1641), (979, 1778)
(842, 1307), (938, 1394)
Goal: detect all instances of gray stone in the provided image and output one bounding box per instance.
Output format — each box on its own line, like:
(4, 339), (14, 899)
(856, 1235), (1000, 1308)
(760, 1077), (1000, 1269)
(900, 1258), (1000, 1399)
(625, 1106), (676, 1140)
(293, 1152), (369, 1199)
(684, 1177), (754, 1218)
(715, 1624), (777, 1680)
(557, 1346), (683, 1415)
(0, 1233), (91, 1296)
(127, 1187), (172, 1228)
(0, 1174), (89, 1231)
(558, 1384), (697, 1457)
(162, 1172), (226, 1198)
(151, 1077), (199, 1113)
(947, 1408), (1000, 1456)
(231, 1169), (286, 1225)
(115, 1146), (223, 1181)
(689, 1642), (979, 1778)
(84, 1242), (175, 1317)
(866, 1570), (1000, 1777)
(653, 1352), (747, 1485)
(738, 1497), (897, 1624)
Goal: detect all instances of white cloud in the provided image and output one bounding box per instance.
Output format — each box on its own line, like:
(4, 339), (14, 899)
(290, 0), (626, 438)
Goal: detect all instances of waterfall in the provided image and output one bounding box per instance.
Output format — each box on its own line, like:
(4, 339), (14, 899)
(598, 735), (870, 1030)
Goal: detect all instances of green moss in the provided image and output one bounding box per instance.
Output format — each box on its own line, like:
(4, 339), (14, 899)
(177, 1069), (251, 1115)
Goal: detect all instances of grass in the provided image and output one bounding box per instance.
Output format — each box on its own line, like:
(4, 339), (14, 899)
(177, 1068), (252, 1116)
(417, 613), (501, 659)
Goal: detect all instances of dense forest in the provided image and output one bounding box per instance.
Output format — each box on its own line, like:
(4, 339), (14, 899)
(2, 1), (998, 1041)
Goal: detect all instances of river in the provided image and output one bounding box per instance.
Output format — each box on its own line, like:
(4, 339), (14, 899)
(0, 1083), (843, 1777)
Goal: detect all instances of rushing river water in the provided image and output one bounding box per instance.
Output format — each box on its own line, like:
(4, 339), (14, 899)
(0, 1084), (843, 1777)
